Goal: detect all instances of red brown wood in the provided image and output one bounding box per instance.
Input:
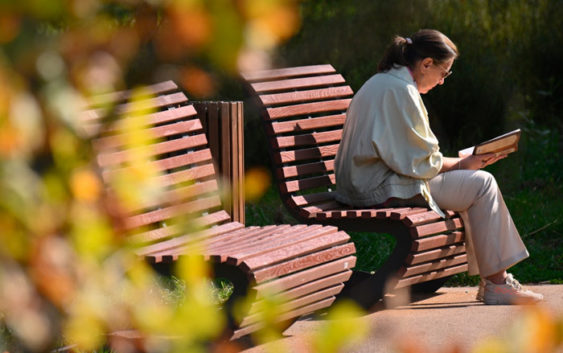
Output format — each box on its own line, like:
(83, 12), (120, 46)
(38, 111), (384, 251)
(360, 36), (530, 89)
(275, 130), (343, 149)
(250, 74), (346, 93)
(91, 80), (356, 339)
(410, 217), (464, 238)
(251, 243), (356, 282)
(271, 114), (346, 134)
(240, 285), (344, 326)
(291, 192), (335, 207)
(412, 231), (465, 252)
(243, 64), (469, 305)
(406, 244), (467, 265)
(280, 160), (335, 179)
(260, 86), (353, 106)
(277, 144), (339, 164)
(239, 231), (351, 270)
(399, 254), (468, 277)
(254, 256), (355, 297)
(283, 174), (335, 193)
(395, 264), (469, 289)
(266, 99), (352, 119)
(241, 64), (336, 82)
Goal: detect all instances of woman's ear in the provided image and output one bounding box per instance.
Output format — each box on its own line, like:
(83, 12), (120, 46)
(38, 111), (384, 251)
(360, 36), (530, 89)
(421, 57), (434, 72)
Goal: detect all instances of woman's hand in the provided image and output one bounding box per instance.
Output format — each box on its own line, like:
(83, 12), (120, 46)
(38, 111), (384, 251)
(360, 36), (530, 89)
(460, 153), (508, 170)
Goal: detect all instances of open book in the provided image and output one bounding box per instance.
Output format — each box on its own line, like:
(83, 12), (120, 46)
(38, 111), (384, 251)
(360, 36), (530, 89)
(458, 129), (521, 157)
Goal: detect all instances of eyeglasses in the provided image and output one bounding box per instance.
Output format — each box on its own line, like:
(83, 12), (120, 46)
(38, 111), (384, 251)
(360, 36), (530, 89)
(434, 62), (453, 79)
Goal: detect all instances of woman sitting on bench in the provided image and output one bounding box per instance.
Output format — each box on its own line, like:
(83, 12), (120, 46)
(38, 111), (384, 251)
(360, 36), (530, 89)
(334, 28), (542, 305)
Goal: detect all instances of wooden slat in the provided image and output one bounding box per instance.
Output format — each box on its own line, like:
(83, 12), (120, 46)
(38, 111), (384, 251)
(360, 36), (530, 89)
(100, 149), (214, 184)
(152, 148), (213, 173)
(206, 225), (299, 261)
(390, 208), (429, 220)
(403, 210), (447, 226)
(279, 160), (334, 179)
(154, 163), (216, 188)
(129, 210), (233, 244)
(267, 99), (352, 119)
(291, 192), (335, 207)
(410, 217), (464, 238)
(138, 221), (246, 259)
(225, 226), (339, 266)
(241, 64), (336, 82)
(83, 106), (200, 138)
(399, 254), (468, 277)
(275, 270), (353, 302)
(81, 92), (188, 122)
(395, 263), (469, 289)
(254, 256), (355, 296)
(240, 231), (351, 270)
(94, 120), (204, 151)
(250, 74), (346, 93)
(248, 284), (344, 316)
(124, 195), (222, 230)
(275, 130), (343, 149)
(97, 133), (209, 167)
(260, 86), (353, 106)
(283, 174), (335, 194)
(251, 243), (356, 283)
(412, 231), (465, 252)
(271, 114), (346, 134)
(125, 179), (220, 213)
(406, 244), (467, 265)
(277, 144), (339, 164)
(241, 285), (344, 326)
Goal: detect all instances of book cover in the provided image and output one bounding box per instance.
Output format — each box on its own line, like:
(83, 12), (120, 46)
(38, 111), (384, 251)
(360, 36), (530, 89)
(458, 129), (521, 157)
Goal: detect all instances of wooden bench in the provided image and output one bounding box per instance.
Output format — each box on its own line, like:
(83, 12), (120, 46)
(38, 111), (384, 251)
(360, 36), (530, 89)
(242, 64), (468, 309)
(80, 81), (356, 339)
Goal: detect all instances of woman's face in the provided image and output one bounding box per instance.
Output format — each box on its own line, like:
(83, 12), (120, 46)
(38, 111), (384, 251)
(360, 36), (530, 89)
(413, 57), (454, 94)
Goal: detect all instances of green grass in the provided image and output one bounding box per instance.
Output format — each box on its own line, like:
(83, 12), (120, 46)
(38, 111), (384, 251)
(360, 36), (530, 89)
(245, 125), (563, 286)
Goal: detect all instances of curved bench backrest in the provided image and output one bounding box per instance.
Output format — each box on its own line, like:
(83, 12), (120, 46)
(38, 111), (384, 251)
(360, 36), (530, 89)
(243, 65), (354, 221)
(81, 82), (233, 247)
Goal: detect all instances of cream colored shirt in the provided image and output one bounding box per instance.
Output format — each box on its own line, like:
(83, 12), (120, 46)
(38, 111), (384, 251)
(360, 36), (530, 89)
(334, 66), (445, 217)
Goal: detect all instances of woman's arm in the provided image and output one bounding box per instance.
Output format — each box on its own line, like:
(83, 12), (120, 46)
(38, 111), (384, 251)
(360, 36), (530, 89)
(440, 153), (508, 173)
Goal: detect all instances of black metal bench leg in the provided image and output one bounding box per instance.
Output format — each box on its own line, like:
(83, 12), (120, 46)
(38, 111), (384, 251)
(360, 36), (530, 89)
(336, 228), (412, 310)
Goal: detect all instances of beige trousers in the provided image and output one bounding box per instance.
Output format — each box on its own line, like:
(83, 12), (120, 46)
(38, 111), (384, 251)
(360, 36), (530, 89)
(428, 170), (529, 277)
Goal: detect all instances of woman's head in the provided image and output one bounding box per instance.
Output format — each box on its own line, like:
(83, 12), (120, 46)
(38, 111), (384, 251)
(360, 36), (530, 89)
(378, 29), (459, 94)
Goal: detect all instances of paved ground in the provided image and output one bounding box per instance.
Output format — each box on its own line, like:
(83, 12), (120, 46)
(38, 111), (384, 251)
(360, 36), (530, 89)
(242, 284), (563, 353)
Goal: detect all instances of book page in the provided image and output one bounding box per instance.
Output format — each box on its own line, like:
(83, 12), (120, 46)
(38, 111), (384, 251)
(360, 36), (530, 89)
(474, 134), (519, 154)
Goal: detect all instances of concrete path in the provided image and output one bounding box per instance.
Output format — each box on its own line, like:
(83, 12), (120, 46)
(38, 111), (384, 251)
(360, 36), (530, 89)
(242, 285), (563, 353)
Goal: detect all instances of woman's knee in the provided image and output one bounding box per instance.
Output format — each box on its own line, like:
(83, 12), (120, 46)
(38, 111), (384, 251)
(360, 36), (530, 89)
(473, 170), (499, 194)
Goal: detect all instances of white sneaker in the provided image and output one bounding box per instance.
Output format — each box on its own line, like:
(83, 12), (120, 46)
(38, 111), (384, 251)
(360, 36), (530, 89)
(476, 277), (486, 301)
(484, 274), (544, 305)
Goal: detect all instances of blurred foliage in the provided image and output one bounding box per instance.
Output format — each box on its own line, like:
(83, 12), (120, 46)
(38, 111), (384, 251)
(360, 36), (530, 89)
(0, 0), (319, 352)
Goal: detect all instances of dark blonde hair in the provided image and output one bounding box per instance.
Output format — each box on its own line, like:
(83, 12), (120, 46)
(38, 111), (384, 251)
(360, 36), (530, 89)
(377, 29), (459, 72)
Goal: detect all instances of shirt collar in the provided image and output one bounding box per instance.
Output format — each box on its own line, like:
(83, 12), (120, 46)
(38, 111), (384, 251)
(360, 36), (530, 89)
(386, 65), (417, 87)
